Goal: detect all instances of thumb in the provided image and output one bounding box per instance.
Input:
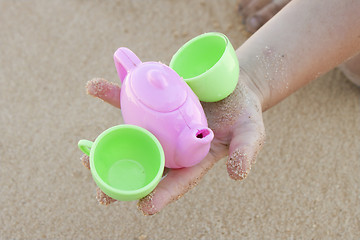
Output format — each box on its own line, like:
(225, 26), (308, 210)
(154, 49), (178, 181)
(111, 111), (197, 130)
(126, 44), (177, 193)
(86, 78), (121, 108)
(227, 108), (265, 180)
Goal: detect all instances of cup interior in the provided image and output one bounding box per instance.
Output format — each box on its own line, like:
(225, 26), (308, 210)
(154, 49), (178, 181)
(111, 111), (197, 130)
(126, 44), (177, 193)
(92, 126), (163, 192)
(171, 33), (227, 79)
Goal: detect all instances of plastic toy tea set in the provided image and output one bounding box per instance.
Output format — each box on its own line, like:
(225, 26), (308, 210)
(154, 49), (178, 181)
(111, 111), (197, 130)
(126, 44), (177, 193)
(78, 32), (239, 201)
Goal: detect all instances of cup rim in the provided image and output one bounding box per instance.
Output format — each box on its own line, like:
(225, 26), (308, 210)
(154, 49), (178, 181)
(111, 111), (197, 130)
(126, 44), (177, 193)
(89, 124), (165, 197)
(170, 32), (229, 83)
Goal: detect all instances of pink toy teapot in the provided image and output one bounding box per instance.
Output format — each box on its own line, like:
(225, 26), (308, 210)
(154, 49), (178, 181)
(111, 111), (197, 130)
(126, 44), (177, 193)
(114, 47), (214, 169)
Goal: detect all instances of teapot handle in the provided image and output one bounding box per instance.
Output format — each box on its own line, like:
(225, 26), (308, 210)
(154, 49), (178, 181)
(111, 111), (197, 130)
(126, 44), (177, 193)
(114, 47), (142, 84)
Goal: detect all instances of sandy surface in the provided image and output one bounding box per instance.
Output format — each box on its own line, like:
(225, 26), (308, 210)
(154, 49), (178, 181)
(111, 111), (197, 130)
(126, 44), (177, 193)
(1, 0), (359, 239)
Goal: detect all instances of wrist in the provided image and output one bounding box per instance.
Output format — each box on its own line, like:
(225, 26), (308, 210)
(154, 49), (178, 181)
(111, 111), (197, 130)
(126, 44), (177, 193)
(238, 65), (270, 112)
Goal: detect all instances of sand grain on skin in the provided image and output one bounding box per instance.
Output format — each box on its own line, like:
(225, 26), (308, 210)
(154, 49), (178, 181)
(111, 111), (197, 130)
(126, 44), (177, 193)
(227, 149), (250, 180)
(202, 81), (248, 132)
(80, 154), (90, 170)
(86, 78), (120, 99)
(138, 191), (157, 216)
(138, 152), (218, 215)
(96, 188), (116, 205)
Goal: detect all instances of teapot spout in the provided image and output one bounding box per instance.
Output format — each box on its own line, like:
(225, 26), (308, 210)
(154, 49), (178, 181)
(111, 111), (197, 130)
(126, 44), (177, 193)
(175, 126), (214, 168)
(195, 128), (213, 140)
(114, 47), (142, 84)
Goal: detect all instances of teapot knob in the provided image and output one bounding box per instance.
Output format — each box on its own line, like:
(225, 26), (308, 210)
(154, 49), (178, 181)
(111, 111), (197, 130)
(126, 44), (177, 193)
(148, 69), (168, 89)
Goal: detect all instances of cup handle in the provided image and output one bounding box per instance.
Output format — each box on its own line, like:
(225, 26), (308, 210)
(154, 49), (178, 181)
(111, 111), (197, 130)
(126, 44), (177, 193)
(78, 140), (93, 156)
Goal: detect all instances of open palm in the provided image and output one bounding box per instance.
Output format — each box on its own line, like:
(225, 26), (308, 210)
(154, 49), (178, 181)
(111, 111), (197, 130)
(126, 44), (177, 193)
(80, 75), (265, 215)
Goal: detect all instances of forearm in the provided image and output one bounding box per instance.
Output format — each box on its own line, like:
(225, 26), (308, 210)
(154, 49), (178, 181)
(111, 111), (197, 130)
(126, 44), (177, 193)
(236, 0), (360, 110)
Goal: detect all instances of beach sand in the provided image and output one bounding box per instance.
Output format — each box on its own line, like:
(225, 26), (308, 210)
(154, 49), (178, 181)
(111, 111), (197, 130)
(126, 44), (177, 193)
(1, 0), (359, 239)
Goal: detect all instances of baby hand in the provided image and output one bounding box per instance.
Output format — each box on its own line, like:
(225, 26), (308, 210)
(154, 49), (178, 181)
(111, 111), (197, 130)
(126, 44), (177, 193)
(80, 74), (265, 215)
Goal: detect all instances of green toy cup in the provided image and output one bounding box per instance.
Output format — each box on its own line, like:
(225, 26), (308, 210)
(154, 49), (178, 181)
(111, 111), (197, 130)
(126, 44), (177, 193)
(78, 125), (165, 201)
(170, 32), (239, 102)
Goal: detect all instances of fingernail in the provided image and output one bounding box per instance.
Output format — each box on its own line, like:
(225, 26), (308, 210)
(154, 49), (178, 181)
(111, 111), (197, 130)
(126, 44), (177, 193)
(137, 191), (157, 216)
(246, 16), (261, 33)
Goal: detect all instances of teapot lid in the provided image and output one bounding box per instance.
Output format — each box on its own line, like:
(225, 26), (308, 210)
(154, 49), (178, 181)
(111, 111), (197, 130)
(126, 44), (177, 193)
(130, 62), (188, 112)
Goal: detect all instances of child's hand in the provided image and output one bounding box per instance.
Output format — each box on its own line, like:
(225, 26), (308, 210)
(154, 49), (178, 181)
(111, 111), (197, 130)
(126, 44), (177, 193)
(81, 74), (265, 215)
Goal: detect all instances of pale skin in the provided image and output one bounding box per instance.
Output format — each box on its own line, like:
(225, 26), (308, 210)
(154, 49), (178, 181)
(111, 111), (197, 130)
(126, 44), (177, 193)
(239, 0), (360, 82)
(80, 0), (360, 215)
(239, 0), (291, 33)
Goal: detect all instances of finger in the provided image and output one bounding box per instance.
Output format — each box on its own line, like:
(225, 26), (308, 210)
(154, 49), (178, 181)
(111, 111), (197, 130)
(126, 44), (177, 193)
(245, 0), (290, 33)
(137, 151), (218, 215)
(96, 188), (116, 205)
(94, 169), (169, 206)
(86, 78), (121, 108)
(241, 0), (271, 19)
(80, 154), (90, 170)
(92, 169), (170, 207)
(238, 0), (252, 13)
(80, 154), (117, 205)
(227, 106), (265, 180)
